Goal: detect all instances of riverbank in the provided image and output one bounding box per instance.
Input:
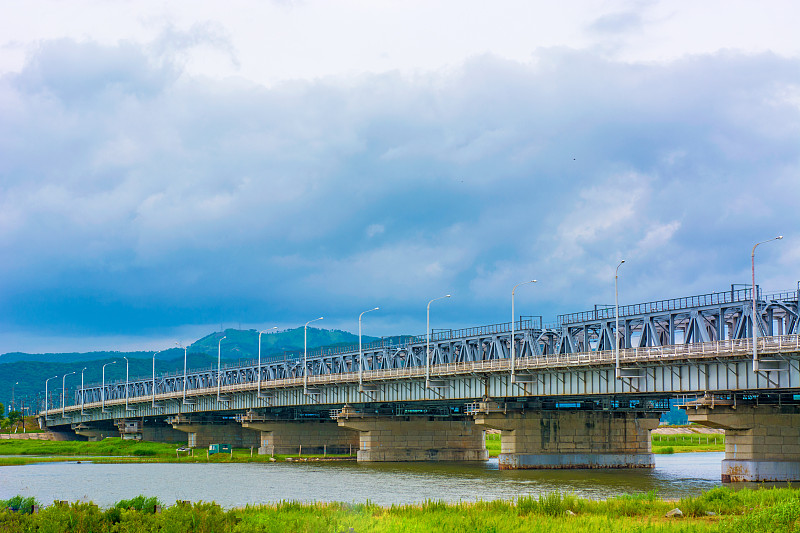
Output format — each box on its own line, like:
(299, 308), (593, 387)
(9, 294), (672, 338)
(2, 486), (798, 532)
(0, 431), (724, 465)
(485, 431), (724, 457)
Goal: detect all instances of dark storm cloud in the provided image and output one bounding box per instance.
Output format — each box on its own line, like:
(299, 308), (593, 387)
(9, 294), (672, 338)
(0, 39), (798, 345)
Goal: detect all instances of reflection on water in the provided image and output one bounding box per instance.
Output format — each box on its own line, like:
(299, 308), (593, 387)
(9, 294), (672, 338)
(0, 453), (724, 508)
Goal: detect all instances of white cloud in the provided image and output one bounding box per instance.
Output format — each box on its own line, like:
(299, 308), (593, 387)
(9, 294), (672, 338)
(1, 33), (799, 352)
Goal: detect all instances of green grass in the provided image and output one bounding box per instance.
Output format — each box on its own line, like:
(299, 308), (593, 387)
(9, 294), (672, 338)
(0, 437), (181, 457)
(0, 438), (356, 466)
(4, 487), (800, 532)
(484, 432), (723, 457)
(486, 432), (501, 457)
(652, 433), (725, 453)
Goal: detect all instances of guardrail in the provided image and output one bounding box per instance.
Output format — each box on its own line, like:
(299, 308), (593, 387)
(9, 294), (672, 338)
(557, 287), (798, 325)
(43, 334), (800, 418)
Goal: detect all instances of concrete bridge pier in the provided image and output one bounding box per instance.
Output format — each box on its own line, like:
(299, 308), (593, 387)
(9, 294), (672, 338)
(239, 418), (359, 456)
(686, 404), (800, 482)
(114, 419), (186, 442)
(473, 408), (660, 469)
(71, 423), (114, 441)
(337, 411), (488, 462)
(167, 415), (260, 449)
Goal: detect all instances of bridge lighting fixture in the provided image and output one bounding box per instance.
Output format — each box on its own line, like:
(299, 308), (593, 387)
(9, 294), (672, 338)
(511, 280), (537, 383)
(752, 236), (783, 372)
(80, 367), (87, 416)
(426, 295), (451, 388)
(44, 375), (58, 419)
(123, 356), (133, 411)
(179, 343), (189, 404)
(615, 260), (625, 379)
(359, 307), (380, 392)
(217, 336), (227, 403)
(152, 350), (162, 408)
(101, 361), (117, 412)
(12, 381), (19, 412)
(258, 327), (279, 398)
(304, 317), (324, 394)
(62, 371), (76, 417)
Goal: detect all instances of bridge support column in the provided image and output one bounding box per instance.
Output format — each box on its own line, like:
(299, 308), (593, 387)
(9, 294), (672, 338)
(168, 416), (260, 449)
(686, 404), (800, 482)
(241, 420), (359, 456)
(114, 419), (185, 443)
(474, 409), (659, 469)
(337, 415), (488, 462)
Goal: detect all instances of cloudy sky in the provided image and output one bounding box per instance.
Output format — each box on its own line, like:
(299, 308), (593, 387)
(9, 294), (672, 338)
(1, 0), (798, 354)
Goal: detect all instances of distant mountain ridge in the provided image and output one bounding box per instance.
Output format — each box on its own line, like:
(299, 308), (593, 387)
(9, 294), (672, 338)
(0, 327), (381, 365)
(0, 328), (384, 412)
(187, 327), (379, 360)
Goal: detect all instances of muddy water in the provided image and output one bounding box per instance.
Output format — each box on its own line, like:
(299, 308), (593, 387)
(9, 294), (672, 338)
(0, 453), (725, 508)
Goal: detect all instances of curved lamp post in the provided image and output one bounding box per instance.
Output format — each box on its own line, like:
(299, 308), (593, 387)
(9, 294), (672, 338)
(180, 343), (189, 404)
(614, 260), (626, 379)
(102, 361), (117, 412)
(44, 375), (58, 418)
(358, 307), (380, 391)
(80, 367), (87, 415)
(122, 356), (132, 411)
(304, 317), (324, 394)
(11, 381), (19, 412)
(511, 280), (537, 383)
(752, 236), (783, 372)
(61, 371), (76, 416)
(217, 336), (227, 402)
(258, 327), (278, 398)
(426, 295), (451, 387)
(152, 350), (162, 408)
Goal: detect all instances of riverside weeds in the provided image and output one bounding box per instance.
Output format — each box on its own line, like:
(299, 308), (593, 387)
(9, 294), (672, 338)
(2, 487), (800, 532)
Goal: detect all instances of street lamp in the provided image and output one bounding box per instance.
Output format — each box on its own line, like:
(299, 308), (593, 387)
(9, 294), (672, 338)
(752, 236), (783, 372)
(217, 336), (227, 403)
(180, 343), (189, 405)
(102, 361), (117, 412)
(304, 317), (324, 394)
(122, 356), (132, 411)
(11, 382), (19, 411)
(426, 294), (451, 387)
(44, 376), (58, 418)
(511, 280), (537, 383)
(62, 371), (76, 417)
(152, 350), (162, 408)
(257, 327), (278, 398)
(358, 307), (380, 391)
(615, 260), (626, 379)
(80, 367), (87, 415)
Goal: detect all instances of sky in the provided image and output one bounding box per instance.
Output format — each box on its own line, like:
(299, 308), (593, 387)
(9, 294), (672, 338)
(0, 0), (798, 354)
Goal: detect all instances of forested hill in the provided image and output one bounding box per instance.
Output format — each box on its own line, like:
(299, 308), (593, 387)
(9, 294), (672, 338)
(187, 327), (380, 359)
(0, 328), (383, 413)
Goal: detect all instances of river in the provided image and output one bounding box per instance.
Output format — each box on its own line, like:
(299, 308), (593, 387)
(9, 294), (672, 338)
(0, 453), (725, 508)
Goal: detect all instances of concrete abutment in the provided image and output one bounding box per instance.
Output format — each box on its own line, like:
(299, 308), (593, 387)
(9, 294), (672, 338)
(337, 415), (488, 462)
(240, 419), (359, 456)
(168, 416), (259, 449)
(474, 409), (660, 469)
(686, 404), (800, 482)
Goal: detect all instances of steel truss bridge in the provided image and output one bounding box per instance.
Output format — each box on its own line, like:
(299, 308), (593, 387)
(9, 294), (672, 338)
(42, 285), (800, 421)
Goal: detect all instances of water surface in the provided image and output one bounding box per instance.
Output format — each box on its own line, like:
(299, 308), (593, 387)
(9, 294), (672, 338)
(0, 453), (724, 508)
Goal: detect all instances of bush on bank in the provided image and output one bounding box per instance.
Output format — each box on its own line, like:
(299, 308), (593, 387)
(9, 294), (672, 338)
(2, 487), (800, 532)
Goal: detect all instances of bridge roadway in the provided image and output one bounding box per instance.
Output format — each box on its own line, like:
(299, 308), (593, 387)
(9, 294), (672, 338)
(39, 286), (800, 482)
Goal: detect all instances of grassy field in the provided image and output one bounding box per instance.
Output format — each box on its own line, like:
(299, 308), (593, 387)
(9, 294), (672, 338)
(484, 432), (723, 457)
(2, 487), (800, 532)
(0, 438), (354, 466)
(0, 432), (722, 464)
(652, 433), (725, 454)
